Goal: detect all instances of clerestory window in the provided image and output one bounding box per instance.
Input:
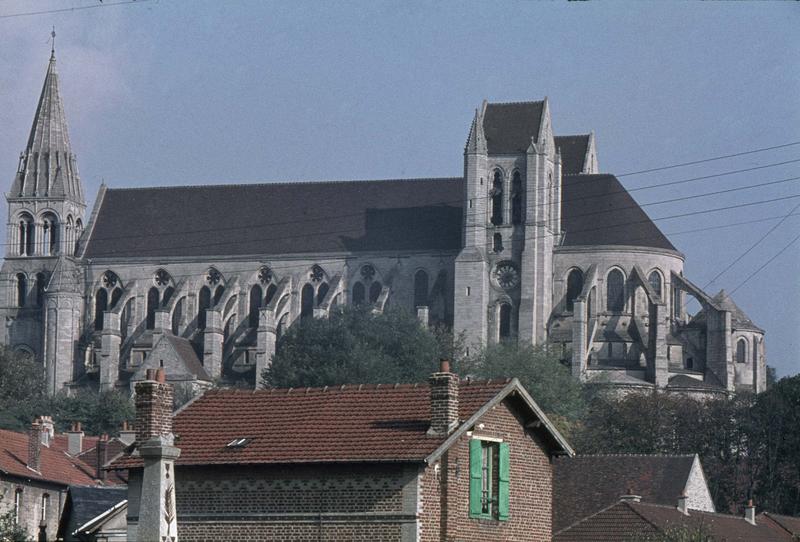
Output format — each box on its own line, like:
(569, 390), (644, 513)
(469, 439), (509, 521)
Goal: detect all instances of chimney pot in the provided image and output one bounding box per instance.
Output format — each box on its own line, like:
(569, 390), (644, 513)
(439, 358), (450, 373)
(620, 488), (641, 503)
(155, 368), (166, 383)
(66, 422), (85, 456)
(145, 368), (157, 381)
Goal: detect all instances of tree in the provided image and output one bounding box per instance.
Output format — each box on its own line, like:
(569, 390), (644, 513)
(263, 306), (452, 388)
(467, 342), (587, 438)
(0, 346), (47, 431)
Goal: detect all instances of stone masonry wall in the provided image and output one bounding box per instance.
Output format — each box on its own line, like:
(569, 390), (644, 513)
(0, 477), (66, 542)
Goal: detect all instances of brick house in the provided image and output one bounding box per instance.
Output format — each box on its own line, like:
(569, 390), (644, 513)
(0, 418), (100, 540)
(553, 453), (715, 532)
(113, 363), (573, 541)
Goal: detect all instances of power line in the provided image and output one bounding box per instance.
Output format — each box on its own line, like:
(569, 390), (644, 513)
(703, 201), (800, 289)
(0, 0), (152, 20)
(730, 233), (800, 295)
(616, 141), (800, 177)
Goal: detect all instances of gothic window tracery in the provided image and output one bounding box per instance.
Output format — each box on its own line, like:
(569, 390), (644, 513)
(94, 271), (123, 330)
(258, 266), (273, 285)
(491, 169), (503, 226)
(492, 262), (519, 291)
(566, 268), (583, 312)
(18, 213), (34, 256)
(309, 265), (325, 283)
(648, 270), (663, 297)
(301, 283), (315, 319)
(736, 338), (747, 363)
(606, 269), (625, 313)
(41, 213), (58, 255)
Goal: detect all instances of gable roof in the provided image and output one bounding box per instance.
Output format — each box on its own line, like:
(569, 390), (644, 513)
(0, 428), (99, 486)
(759, 512), (800, 537)
(555, 501), (793, 542)
(112, 377), (571, 469)
(553, 454), (697, 532)
(82, 178), (463, 259)
(555, 135), (591, 175)
(483, 101), (545, 154)
(59, 486), (127, 539)
(560, 174), (677, 251)
(132, 334), (211, 383)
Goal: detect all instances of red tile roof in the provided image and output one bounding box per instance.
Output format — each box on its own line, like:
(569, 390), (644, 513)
(555, 501), (794, 542)
(0, 429), (99, 487)
(113, 379), (517, 468)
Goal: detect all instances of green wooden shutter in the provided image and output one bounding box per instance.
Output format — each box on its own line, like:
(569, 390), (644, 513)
(498, 442), (510, 520)
(469, 439), (483, 517)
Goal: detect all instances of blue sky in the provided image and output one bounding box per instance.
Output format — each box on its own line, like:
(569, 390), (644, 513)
(1, 1), (798, 377)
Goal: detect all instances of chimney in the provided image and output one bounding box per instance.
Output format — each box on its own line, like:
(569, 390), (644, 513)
(744, 499), (756, 525)
(118, 420), (136, 446)
(133, 367), (180, 542)
(66, 422), (84, 456)
(135, 368), (173, 444)
(620, 487), (642, 503)
(39, 415), (54, 447)
(28, 418), (42, 472)
(428, 359), (459, 436)
(96, 434), (109, 481)
(677, 493), (689, 515)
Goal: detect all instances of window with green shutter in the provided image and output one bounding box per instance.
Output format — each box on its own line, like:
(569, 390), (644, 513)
(468, 439), (510, 521)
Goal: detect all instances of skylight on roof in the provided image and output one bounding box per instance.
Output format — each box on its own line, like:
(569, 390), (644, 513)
(226, 438), (250, 448)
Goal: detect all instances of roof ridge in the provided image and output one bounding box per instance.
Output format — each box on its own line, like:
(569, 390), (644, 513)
(631, 500), (757, 521)
(207, 378), (507, 395)
(486, 99), (545, 107)
(567, 453), (695, 458)
(104, 177), (463, 192)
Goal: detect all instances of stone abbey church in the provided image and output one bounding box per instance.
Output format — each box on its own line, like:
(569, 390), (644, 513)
(1, 52), (766, 397)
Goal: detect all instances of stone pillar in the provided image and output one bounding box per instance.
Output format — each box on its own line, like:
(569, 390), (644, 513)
(100, 311), (121, 390)
(255, 307), (276, 389)
(652, 304), (669, 388)
(43, 293), (81, 394)
(131, 369), (180, 542)
(203, 309), (223, 379)
(416, 306), (429, 328)
(571, 299), (587, 381)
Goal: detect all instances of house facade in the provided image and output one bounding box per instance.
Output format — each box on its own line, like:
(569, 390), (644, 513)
(1, 51), (767, 397)
(112, 365), (573, 541)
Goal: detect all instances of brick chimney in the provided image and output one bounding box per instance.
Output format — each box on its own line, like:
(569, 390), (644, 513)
(428, 359), (459, 436)
(66, 422), (84, 455)
(744, 499), (756, 525)
(28, 418), (42, 472)
(131, 367), (180, 542)
(96, 434), (109, 481)
(677, 493), (689, 515)
(135, 368), (174, 444)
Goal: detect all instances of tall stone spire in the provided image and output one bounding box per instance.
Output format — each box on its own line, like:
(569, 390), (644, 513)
(10, 50), (83, 202)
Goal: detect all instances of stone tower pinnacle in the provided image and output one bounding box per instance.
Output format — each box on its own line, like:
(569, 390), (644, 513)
(10, 49), (83, 202)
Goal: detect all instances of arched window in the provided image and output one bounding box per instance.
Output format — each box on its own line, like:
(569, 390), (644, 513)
(197, 286), (211, 330)
(94, 289), (108, 330)
(162, 286), (175, 308)
(16, 274), (27, 307)
(511, 171), (522, 225)
(74, 219), (83, 254)
(301, 284), (314, 319)
(42, 213), (58, 255)
(736, 338), (747, 363)
(493, 233), (503, 253)
(499, 303), (512, 340)
(249, 285), (263, 328)
(18, 213), (34, 256)
(277, 313), (288, 340)
(566, 269), (584, 312)
(36, 273), (46, 307)
(606, 269), (625, 312)
(352, 282), (365, 305)
(213, 285), (225, 306)
(265, 283), (277, 306)
(369, 281), (382, 303)
(146, 287), (159, 330)
(110, 287), (122, 309)
(172, 297), (185, 335)
(317, 283), (329, 306)
(414, 270), (429, 308)
(648, 270), (662, 297)
(65, 216), (74, 255)
(491, 169), (503, 225)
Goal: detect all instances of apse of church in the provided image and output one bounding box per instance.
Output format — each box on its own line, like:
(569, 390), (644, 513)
(0, 53), (766, 397)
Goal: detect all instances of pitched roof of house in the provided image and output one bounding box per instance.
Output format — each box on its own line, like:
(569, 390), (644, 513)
(560, 174), (677, 251)
(59, 486), (127, 539)
(82, 178), (464, 259)
(483, 101), (545, 154)
(553, 454), (697, 532)
(555, 501), (793, 542)
(111, 377), (571, 469)
(0, 428), (99, 486)
(555, 135), (590, 175)
(759, 512), (800, 536)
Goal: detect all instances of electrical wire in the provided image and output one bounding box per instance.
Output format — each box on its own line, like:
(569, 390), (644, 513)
(0, 0), (152, 19)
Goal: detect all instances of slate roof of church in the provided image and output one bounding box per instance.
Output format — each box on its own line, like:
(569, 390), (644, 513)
(83, 178), (464, 258)
(0, 428), (98, 486)
(555, 135), (590, 175)
(483, 101), (544, 154)
(560, 174), (677, 251)
(554, 500), (794, 542)
(553, 454), (697, 532)
(690, 290), (763, 332)
(111, 377), (572, 469)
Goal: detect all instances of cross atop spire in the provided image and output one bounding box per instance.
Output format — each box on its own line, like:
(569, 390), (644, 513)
(50, 26), (56, 59)
(9, 49), (84, 202)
